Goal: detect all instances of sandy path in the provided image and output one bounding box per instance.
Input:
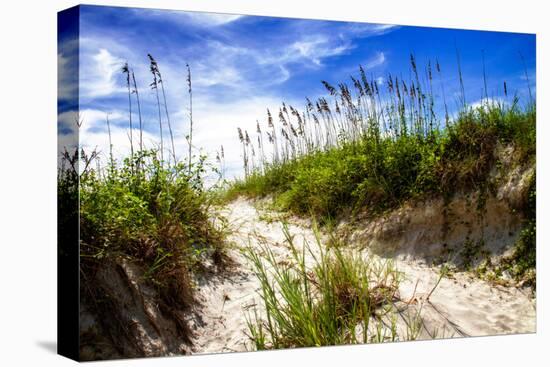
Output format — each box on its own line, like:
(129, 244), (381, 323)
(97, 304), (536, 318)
(190, 198), (536, 354)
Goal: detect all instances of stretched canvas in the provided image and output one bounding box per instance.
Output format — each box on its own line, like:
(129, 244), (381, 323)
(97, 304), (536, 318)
(58, 4), (536, 361)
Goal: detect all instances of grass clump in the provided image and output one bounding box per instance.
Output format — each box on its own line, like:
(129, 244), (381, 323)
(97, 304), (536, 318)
(69, 149), (228, 348)
(244, 224), (422, 349)
(79, 150), (228, 270)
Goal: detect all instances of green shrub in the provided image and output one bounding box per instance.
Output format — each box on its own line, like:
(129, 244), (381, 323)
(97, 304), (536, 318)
(66, 149), (229, 346)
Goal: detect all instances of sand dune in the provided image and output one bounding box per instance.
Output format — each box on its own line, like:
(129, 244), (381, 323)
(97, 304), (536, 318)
(190, 198), (536, 354)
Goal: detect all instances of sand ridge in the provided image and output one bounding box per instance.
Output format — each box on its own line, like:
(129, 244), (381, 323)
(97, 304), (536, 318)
(189, 198), (536, 354)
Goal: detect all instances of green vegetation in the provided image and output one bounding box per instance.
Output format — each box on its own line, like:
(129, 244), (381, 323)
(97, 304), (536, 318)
(498, 172), (536, 286)
(244, 223), (422, 349)
(512, 173), (536, 278)
(228, 55), (536, 282)
(58, 56), (228, 351)
(229, 104), (535, 220)
(74, 149), (227, 344)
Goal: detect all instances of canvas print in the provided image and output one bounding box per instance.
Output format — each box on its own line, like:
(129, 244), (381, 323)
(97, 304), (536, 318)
(57, 5), (536, 361)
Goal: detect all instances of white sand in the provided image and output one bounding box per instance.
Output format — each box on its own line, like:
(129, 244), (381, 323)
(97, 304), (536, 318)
(190, 198), (536, 354)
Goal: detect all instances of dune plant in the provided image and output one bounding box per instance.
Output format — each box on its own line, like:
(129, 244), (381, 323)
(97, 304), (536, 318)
(186, 64), (194, 176)
(105, 114), (114, 172)
(244, 223), (422, 349)
(148, 53), (165, 163)
(154, 55), (177, 164)
(131, 69), (144, 152)
(122, 62), (134, 161)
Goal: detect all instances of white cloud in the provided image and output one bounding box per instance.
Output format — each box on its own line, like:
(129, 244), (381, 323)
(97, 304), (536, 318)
(193, 65), (244, 88)
(58, 110), (80, 161)
(68, 96), (296, 181)
(58, 38), (78, 101)
(79, 108), (124, 133)
(58, 53), (76, 100)
(346, 23), (399, 37)
(184, 12), (243, 26)
(182, 34), (354, 95)
(58, 110), (78, 135)
(275, 65), (291, 84)
(285, 36), (353, 66)
(250, 33), (354, 70)
(189, 30), (356, 92)
(469, 97), (508, 110)
(363, 51), (386, 69)
(167, 95), (304, 180)
(135, 9), (243, 28)
(345, 51), (387, 77)
(189, 40), (296, 91)
(80, 48), (126, 98)
(78, 108), (161, 164)
(192, 42), (247, 88)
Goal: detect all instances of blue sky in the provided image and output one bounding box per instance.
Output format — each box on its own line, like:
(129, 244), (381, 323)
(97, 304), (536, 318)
(58, 5), (536, 179)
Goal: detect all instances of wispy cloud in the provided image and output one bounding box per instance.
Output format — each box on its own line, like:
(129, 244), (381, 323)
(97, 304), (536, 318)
(187, 95), (302, 179)
(341, 51), (387, 76)
(58, 43), (78, 101)
(193, 64), (244, 88)
(469, 97), (509, 110)
(190, 32), (356, 92)
(363, 51), (386, 69)
(346, 23), (399, 37)
(130, 8), (243, 28)
(184, 12), (243, 26)
(80, 48), (126, 98)
(78, 108), (160, 163)
(58, 53), (72, 98)
(283, 35), (353, 66)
